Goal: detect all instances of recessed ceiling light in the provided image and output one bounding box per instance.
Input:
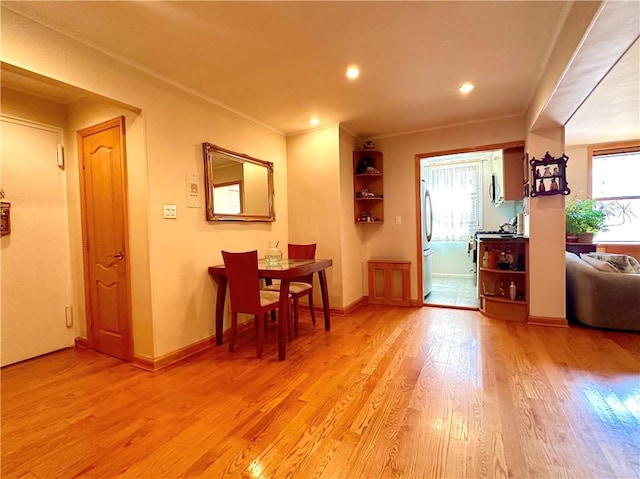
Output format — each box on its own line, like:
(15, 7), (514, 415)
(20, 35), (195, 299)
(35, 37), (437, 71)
(309, 118), (320, 126)
(346, 66), (360, 80)
(459, 82), (474, 94)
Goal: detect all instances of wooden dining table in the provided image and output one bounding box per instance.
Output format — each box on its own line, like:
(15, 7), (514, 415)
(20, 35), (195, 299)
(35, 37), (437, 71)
(208, 258), (332, 360)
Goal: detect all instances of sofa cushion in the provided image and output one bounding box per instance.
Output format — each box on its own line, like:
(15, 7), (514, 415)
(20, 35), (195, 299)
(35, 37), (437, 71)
(580, 253), (620, 273)
(582, 252), (640, 274)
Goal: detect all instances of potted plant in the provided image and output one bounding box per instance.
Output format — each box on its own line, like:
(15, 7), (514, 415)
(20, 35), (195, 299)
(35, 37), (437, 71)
(565, 198), (606, 243)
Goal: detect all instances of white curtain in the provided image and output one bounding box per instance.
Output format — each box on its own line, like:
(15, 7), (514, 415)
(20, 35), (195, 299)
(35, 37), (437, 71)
(427, 161), (481, 241)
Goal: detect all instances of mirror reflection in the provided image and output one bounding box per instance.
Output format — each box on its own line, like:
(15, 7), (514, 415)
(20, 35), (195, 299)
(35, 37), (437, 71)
(203, 143), (275, 222)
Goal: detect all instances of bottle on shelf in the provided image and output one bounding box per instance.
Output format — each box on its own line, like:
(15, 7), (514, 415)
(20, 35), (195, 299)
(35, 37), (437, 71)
(506, 247), (514, 267)
(489, 248), (499, 269)
(509, 279), (517, 301)
(482, 247), (489, 268)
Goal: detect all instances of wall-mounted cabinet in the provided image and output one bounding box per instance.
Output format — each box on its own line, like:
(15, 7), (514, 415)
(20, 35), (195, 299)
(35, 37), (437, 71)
(477, 237), (528, 322)
(491, 145), (526, 206)
(353, 149), (384, 223)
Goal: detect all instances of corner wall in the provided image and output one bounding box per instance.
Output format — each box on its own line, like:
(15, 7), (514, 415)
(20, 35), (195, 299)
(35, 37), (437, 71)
(286, 126), (342, 308)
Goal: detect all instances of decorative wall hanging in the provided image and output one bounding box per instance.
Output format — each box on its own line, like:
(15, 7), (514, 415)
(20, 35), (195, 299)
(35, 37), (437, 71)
(529, 152), (570, 197)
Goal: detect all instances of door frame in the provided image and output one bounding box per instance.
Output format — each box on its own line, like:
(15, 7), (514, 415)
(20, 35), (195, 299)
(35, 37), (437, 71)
(77, 116), (134, 359)
(414, 140), (525, 306)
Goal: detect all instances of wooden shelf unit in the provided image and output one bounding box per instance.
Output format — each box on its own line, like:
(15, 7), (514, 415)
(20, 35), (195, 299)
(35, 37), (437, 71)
(353, 149), (384, 223)
(477, 238), (529, 322)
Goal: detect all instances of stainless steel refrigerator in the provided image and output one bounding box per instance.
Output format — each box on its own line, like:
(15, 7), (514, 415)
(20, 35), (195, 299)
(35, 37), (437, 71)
(421, 179), (433, 298)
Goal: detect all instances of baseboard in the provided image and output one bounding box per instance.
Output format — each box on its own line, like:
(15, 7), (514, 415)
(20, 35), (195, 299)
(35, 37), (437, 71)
(75, 337), (89, 349)
(297, 298), (366, 316)
(131, 355), (155, 372)
(344, 297), (367, 314)
(132, 335), (217, 372)
(527, 315), (569, 328)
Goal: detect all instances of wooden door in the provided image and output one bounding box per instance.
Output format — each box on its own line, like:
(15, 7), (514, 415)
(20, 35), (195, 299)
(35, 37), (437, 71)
(78, 117), (133, 361)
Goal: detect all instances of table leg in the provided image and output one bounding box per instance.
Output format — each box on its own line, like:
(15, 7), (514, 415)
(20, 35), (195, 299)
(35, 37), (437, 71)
(277, 279), (291, 361)
(318, 270), (330, 330)
(215, 276), (227, 346)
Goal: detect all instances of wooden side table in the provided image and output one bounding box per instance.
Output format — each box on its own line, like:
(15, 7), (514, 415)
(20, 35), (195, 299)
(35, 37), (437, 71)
(566, 243), (596, 255)
(367, 260), (411, 307)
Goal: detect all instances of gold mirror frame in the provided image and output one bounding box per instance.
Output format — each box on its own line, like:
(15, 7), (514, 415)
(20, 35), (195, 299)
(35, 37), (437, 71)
(203, 143), (275, 222)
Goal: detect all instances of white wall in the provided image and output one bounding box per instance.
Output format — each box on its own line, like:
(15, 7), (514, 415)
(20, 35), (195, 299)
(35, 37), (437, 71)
(339, 128), (366, 308)
(564, 145), (590, 198)
(286, 126), (342, 308)
(2, 9), (288, 359)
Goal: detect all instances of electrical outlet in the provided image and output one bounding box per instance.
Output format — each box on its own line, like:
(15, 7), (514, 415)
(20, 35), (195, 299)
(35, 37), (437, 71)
(163, 203), (177, 219)
(395, 216), (402, 225)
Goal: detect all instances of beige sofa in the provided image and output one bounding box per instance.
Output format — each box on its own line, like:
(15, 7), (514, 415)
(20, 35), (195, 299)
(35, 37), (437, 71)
(565, 252), (640, 331)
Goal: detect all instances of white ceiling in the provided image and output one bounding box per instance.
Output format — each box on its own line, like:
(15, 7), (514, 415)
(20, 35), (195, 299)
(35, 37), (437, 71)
(2, 1), (638, 143)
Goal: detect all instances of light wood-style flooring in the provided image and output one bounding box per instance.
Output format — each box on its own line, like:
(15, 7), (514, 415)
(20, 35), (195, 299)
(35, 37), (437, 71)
(2, 305), (639, 478)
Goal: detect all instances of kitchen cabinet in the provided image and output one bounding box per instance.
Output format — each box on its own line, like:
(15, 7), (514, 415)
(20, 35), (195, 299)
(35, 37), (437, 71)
(491, 145), (525, 205)
(477, 237), (528, 322)
(353, 149), (384, 223)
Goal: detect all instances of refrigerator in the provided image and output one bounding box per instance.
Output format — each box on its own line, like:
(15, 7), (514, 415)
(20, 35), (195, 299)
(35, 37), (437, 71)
(421, 178), (433, 298)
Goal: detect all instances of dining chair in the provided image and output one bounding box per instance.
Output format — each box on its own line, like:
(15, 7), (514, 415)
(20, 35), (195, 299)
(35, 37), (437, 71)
(264, 243), (316, 336)
(222, 250), (289, 358)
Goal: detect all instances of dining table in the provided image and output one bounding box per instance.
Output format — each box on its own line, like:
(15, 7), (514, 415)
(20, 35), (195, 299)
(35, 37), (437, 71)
(208, 258), (332, 360)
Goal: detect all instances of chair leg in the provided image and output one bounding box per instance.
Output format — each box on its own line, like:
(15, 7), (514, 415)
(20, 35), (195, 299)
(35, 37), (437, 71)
(292, 297), (299, 337)
(287, 300), (294, 341)
(229, 312), (238, 352)
(308, 291), (316, 325)
(256, 314), (264, 359)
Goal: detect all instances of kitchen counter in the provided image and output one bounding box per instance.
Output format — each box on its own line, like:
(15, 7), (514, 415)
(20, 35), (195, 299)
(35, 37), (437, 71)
(476, 234), (528, 241)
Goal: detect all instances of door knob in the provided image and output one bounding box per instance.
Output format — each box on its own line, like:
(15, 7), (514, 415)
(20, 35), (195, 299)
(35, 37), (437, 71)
(110, 252), (124, 260)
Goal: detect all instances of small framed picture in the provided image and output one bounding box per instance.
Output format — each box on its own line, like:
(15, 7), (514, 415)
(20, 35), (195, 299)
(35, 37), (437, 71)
(529, 152), (570, 197)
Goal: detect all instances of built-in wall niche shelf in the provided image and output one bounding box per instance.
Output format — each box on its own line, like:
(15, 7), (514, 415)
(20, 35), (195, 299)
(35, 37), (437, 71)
(353, 148), (384, 223)
(529, 152), (570, 197)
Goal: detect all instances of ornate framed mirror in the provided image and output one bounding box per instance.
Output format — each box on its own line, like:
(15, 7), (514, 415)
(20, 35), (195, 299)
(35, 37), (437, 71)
(203, 143), (275, 222)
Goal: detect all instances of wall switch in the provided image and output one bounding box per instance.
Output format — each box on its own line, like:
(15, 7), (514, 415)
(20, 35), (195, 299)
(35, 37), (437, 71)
(163, 203), (177, 219)
(395, 216), (402, 225)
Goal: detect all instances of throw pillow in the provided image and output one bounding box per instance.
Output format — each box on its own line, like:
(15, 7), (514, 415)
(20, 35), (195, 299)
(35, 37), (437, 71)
(583, 253), (640, 274)
(580, 254), (620, 273)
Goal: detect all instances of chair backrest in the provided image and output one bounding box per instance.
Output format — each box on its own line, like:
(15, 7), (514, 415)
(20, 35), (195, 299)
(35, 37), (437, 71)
(288, 243), (316, 260)
(222, 250), (261, 314)
(288, 243), (316, 283)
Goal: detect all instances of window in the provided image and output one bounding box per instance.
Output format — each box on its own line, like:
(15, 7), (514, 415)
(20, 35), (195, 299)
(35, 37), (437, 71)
(589, 142), (640, 242)
(425, 158), (482, 241)
(213, 182), (242, 214)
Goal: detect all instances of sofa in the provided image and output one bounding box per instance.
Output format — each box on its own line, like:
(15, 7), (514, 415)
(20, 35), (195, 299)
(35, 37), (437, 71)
(565, 251), (640, 331)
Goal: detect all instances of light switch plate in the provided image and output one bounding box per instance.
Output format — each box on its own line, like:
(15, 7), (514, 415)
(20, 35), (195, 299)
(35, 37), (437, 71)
(163, 203), (177, 219)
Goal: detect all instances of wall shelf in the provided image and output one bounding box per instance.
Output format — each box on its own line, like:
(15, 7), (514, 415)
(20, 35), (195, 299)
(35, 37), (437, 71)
(529, 152), (570, 197)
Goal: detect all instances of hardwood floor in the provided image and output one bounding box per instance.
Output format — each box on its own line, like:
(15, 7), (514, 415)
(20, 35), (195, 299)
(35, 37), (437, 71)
(2, 305), (639, 478)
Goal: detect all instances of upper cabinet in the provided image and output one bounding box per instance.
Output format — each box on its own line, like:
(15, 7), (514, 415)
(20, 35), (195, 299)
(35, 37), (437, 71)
(491, 145), (526, 206)
(353, 149), (384, 223)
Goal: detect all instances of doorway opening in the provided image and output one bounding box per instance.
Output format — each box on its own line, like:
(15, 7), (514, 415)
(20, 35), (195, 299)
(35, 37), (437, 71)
(419, 149), (502, 309)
